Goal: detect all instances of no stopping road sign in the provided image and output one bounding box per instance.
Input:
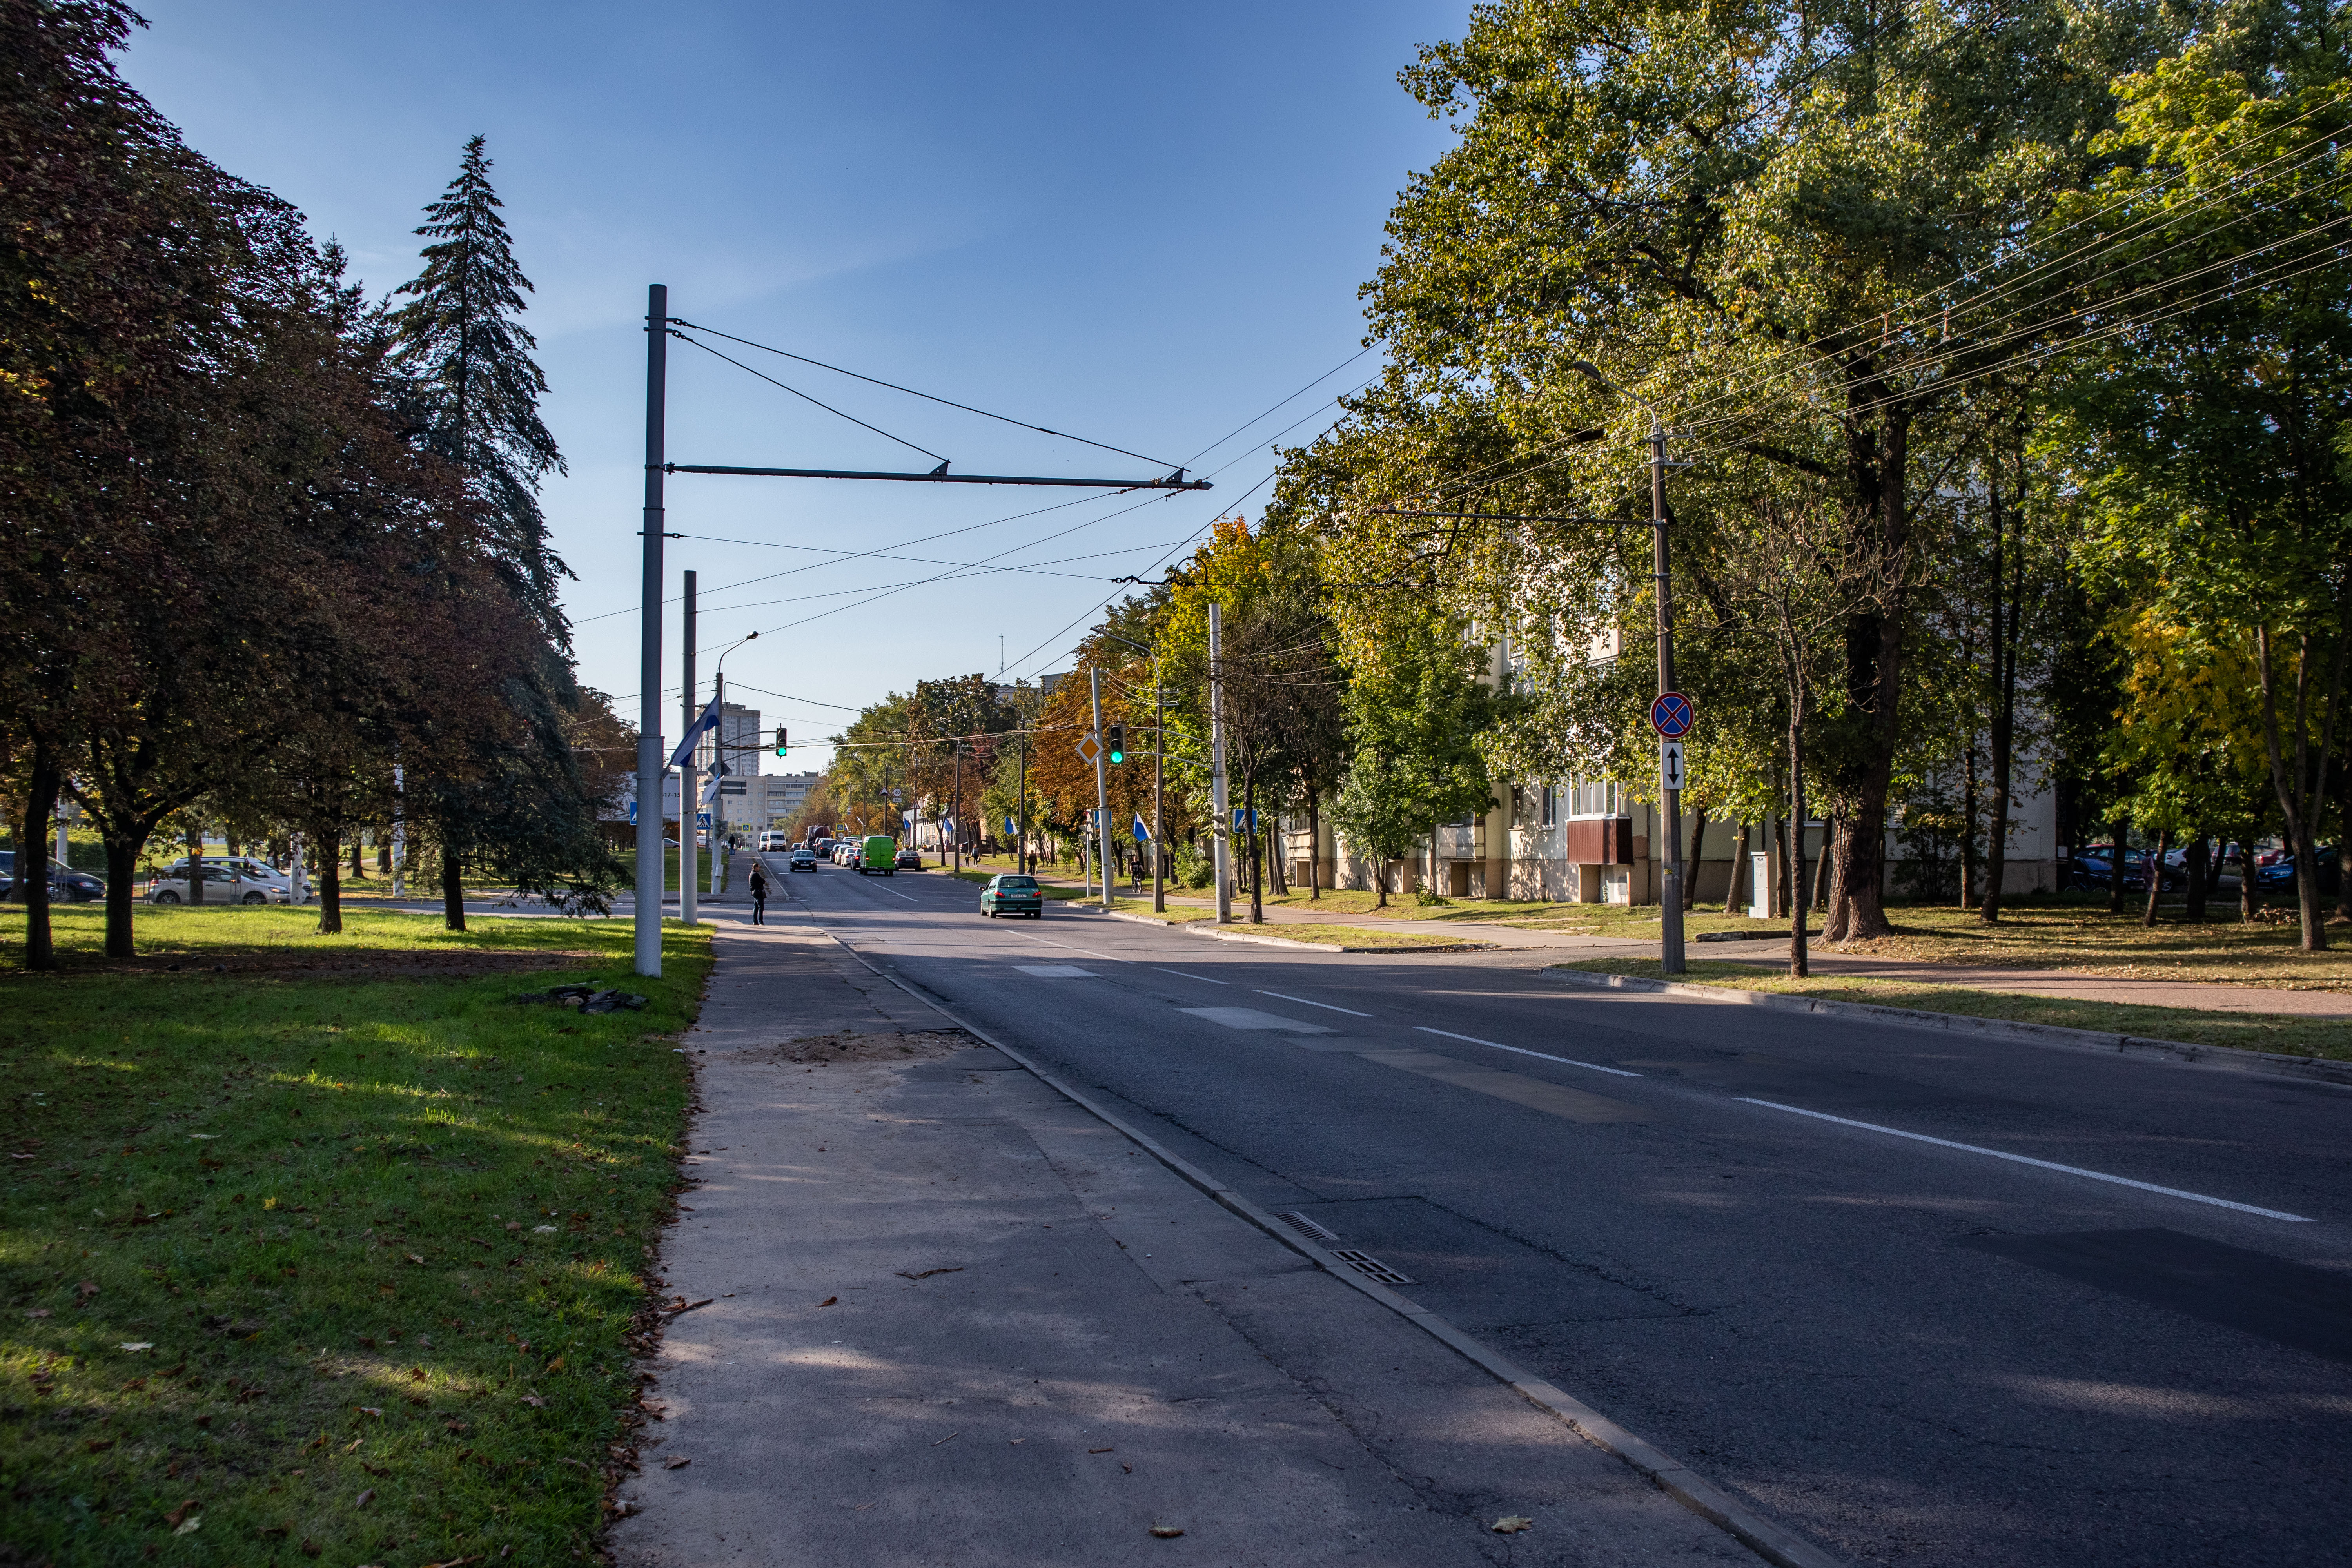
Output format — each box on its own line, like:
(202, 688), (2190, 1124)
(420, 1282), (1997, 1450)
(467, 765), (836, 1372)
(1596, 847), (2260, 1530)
(1650, 691), (1695, 739)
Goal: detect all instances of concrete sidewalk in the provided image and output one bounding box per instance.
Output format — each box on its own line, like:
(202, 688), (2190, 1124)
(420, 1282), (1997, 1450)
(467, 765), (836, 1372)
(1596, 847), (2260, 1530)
(610, 913), (1760, 1567)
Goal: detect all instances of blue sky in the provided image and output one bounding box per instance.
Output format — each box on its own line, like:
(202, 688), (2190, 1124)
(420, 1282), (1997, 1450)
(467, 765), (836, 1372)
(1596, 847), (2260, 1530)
(123, 1), (1464, 769)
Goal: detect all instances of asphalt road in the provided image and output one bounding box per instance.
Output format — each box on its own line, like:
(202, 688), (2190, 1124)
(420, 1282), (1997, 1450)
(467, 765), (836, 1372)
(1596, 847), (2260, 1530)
(761, 856), (2352, 1568)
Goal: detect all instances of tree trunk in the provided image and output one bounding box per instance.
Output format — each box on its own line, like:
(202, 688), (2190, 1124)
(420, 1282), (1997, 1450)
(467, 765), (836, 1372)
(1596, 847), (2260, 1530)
(103, 834), (142, 959)
(1789, 722), (1810, 979)
(15, 748), (61, 970)
(2184, 833), (2210, 922)
(1812, 816), (1835, 917)
(1960, 734), (1978, 910)
(1683, 808), (1708, 912)
(1724, 822), (1751, 915)
(317, 827), (344, 935)
(2108, 808), (2130, 916)
(350, 835), (364, 880)
(1825, 399), (1910, 943)
(1981, 482), (2022, 924)
(441, 839), (466, 932)
(2141, 828), (2170, 927)
(1266, 821), (1287, 896)
(1307, 799), (1323, 899)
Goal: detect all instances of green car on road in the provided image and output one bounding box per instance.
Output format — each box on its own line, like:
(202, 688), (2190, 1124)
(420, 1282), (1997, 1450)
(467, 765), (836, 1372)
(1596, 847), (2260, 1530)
(980, 873), (1044, 919)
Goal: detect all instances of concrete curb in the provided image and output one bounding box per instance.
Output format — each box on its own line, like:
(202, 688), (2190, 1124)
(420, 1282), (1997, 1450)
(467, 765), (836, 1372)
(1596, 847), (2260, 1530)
(1543, 966), (2352, 1089)
(820, 930), (1845, 1568)
(1098, 907), (1498, 954)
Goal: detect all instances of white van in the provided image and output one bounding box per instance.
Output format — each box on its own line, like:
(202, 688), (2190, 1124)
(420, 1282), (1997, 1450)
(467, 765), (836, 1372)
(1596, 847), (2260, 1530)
(759, 830), (791, 853)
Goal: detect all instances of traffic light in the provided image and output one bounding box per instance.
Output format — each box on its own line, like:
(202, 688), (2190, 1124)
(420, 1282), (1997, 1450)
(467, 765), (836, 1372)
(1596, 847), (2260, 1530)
(1105, 724), (1126, 765)
(773, 726), (788, 758)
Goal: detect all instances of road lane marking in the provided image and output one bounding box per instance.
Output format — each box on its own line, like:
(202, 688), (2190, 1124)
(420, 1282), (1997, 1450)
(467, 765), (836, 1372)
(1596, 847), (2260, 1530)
(1736, 1098), (2316, 1222)
(1258, 990), (1372, 1018)
(1156, 969), (1229, 985)
(1178, 1007), (1332, 1034)
(1005, 931), (1118, 960)
(1416, 1027), (1643, 1078)
(1359, 1051), (1650, 1124)
(877, 886), (917, 902)
(1015, 965), (1097, 978)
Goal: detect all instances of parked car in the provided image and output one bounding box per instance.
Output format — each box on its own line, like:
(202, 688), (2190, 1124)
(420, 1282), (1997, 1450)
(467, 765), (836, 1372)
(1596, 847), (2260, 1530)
(2256, 845), (2341, 896)
(788, 846), (817, 872)
(149, 863), (289, 905)
(2065, 846), (2184, 894)
(895, 848), (924, 870)
(0, 853), (104, 902)
(160, 854), (292, 895)
(980, 873), (1044, 919)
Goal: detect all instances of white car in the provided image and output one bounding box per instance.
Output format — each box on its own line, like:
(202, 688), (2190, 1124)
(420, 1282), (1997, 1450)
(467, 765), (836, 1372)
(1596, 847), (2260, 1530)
(149, 863), (290, 905)
(160, 855), (294, 897)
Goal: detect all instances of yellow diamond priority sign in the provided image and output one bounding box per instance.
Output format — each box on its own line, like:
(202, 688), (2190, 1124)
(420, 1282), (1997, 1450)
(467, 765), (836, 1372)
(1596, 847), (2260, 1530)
(1074, 733), (1102, 765)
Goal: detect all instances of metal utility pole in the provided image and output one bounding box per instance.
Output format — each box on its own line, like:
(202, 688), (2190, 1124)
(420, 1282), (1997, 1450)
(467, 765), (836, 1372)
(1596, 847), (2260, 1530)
(1152, 673), (1166, 913)
(1017, 733), (1029, 874)
(711, 668), (726, 898)
(680, 570), (700, 926)
(1209, 601), (1232, 924)
(1652, 415), (1686, 976)
(635, 285), (670, 977)
(951, 744), (964, 872)
(1088, 667), (1110, 906)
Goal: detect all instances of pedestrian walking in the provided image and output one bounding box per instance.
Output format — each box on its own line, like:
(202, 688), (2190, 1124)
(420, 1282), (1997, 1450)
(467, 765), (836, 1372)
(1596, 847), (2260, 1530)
(749, 862), (769, 925)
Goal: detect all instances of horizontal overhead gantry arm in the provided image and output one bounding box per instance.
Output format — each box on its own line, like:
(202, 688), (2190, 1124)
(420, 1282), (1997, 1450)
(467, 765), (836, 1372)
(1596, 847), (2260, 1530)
(667, 463), (1211, 491)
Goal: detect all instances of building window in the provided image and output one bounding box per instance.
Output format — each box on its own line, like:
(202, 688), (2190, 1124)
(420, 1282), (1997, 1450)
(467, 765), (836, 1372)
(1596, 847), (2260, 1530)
(1541, 785), (1558, 828)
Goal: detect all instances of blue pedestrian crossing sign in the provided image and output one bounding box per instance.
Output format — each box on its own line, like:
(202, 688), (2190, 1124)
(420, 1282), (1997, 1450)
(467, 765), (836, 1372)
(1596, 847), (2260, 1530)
(1649, 691), (1695, 739)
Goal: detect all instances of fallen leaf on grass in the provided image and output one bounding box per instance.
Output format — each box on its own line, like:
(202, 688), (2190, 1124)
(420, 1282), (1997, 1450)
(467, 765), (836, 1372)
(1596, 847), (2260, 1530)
(76, 1280), (98, 1302)
(86, 1439), (114, 1453)
(355, 1406), (383, 1418)
(300, 1541), (322, 1558)
(406, 1254), (426, 1266)
(119, 1341), (154, 1353)
(893, 1267), (964, 1281)
(163, 1499), (199, 1528)
(1149, 1526), (1185, 1539)
(521, 1394), (546, 1408)
(173, 1515), (203, 1537)
(355, 1488), (376, 1508)
(24, 1308), (50, 1319)
(1491, 1516), (1534, 1534)
(663, 1456), (690, 1469)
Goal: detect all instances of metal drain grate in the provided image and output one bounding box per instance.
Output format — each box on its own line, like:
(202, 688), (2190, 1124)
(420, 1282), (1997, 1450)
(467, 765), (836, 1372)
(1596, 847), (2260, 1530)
(1274, 1210), (1341, 1242)
(1327, 1249), (1414, 1286)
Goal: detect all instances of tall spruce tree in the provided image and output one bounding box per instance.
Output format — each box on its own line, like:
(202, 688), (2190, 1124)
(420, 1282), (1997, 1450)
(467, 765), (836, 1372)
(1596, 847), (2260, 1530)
(391, 135), (568, 643)
(389, 137), (616, 927)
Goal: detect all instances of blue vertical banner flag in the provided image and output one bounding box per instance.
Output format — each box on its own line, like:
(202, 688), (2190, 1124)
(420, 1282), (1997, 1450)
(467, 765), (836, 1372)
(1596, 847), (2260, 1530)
(942, 816), (956, 837)
(668, 695), (722, 768)
(1133, 814), (1150, 842)
(1005, 816), (1017, 836)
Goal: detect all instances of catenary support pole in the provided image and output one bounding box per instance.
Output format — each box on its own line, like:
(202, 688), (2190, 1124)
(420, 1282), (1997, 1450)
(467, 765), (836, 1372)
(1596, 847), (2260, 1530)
(712, 669), (726, 897)
(681, 570), (699, 926)
(952, 743), (964, 872)
(1152, 668), (1165, 913)
(1653, 414), (1686, 976)
(1018, 732), (1028, 874)
(1209, 601), (1232, 924)
(634, 284), (668, 978)
(1088, 667), (1109, 906)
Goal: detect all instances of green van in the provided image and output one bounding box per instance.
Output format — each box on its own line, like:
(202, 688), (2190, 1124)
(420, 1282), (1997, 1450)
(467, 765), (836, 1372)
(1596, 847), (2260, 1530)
(858, 835), (899, 875)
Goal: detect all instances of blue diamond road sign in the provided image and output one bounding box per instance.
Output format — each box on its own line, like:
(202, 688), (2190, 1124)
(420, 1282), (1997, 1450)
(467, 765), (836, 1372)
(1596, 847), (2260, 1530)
(1650, 691), (1695, 739)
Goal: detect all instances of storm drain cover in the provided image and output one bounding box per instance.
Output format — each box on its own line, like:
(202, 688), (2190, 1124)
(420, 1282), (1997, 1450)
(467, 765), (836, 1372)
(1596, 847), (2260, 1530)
(1275, 1210), (1341, 1242)
(1327, 1249), (1414, 1285)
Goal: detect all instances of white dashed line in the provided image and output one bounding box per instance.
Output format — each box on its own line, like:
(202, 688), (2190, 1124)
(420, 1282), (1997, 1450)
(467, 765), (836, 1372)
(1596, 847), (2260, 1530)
(1259, 990), (1373, 1018)
(1156, 969), (1229, 985)
(1736, 1098), (2315, 1221)
(1416, 1027), (1644, 1078)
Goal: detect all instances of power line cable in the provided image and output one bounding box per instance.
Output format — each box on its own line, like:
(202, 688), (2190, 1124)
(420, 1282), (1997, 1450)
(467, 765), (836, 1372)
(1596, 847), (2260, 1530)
(671, 332), (947, 464)
(670, 318), (1176, 468)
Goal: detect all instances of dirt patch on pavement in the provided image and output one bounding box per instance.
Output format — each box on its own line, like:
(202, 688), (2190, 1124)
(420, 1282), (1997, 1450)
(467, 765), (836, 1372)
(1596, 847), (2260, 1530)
(741, 1030), (976, 1065)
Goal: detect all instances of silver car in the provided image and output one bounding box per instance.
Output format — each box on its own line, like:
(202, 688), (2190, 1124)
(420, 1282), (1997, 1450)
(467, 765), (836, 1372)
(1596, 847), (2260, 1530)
(149, 862), (290, 905)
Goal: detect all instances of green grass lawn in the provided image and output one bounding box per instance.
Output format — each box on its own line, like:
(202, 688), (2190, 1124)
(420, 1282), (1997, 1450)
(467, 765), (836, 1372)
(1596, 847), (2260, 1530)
(0, 906), (713, 1565)
(1557, 955), (2352, 1060)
